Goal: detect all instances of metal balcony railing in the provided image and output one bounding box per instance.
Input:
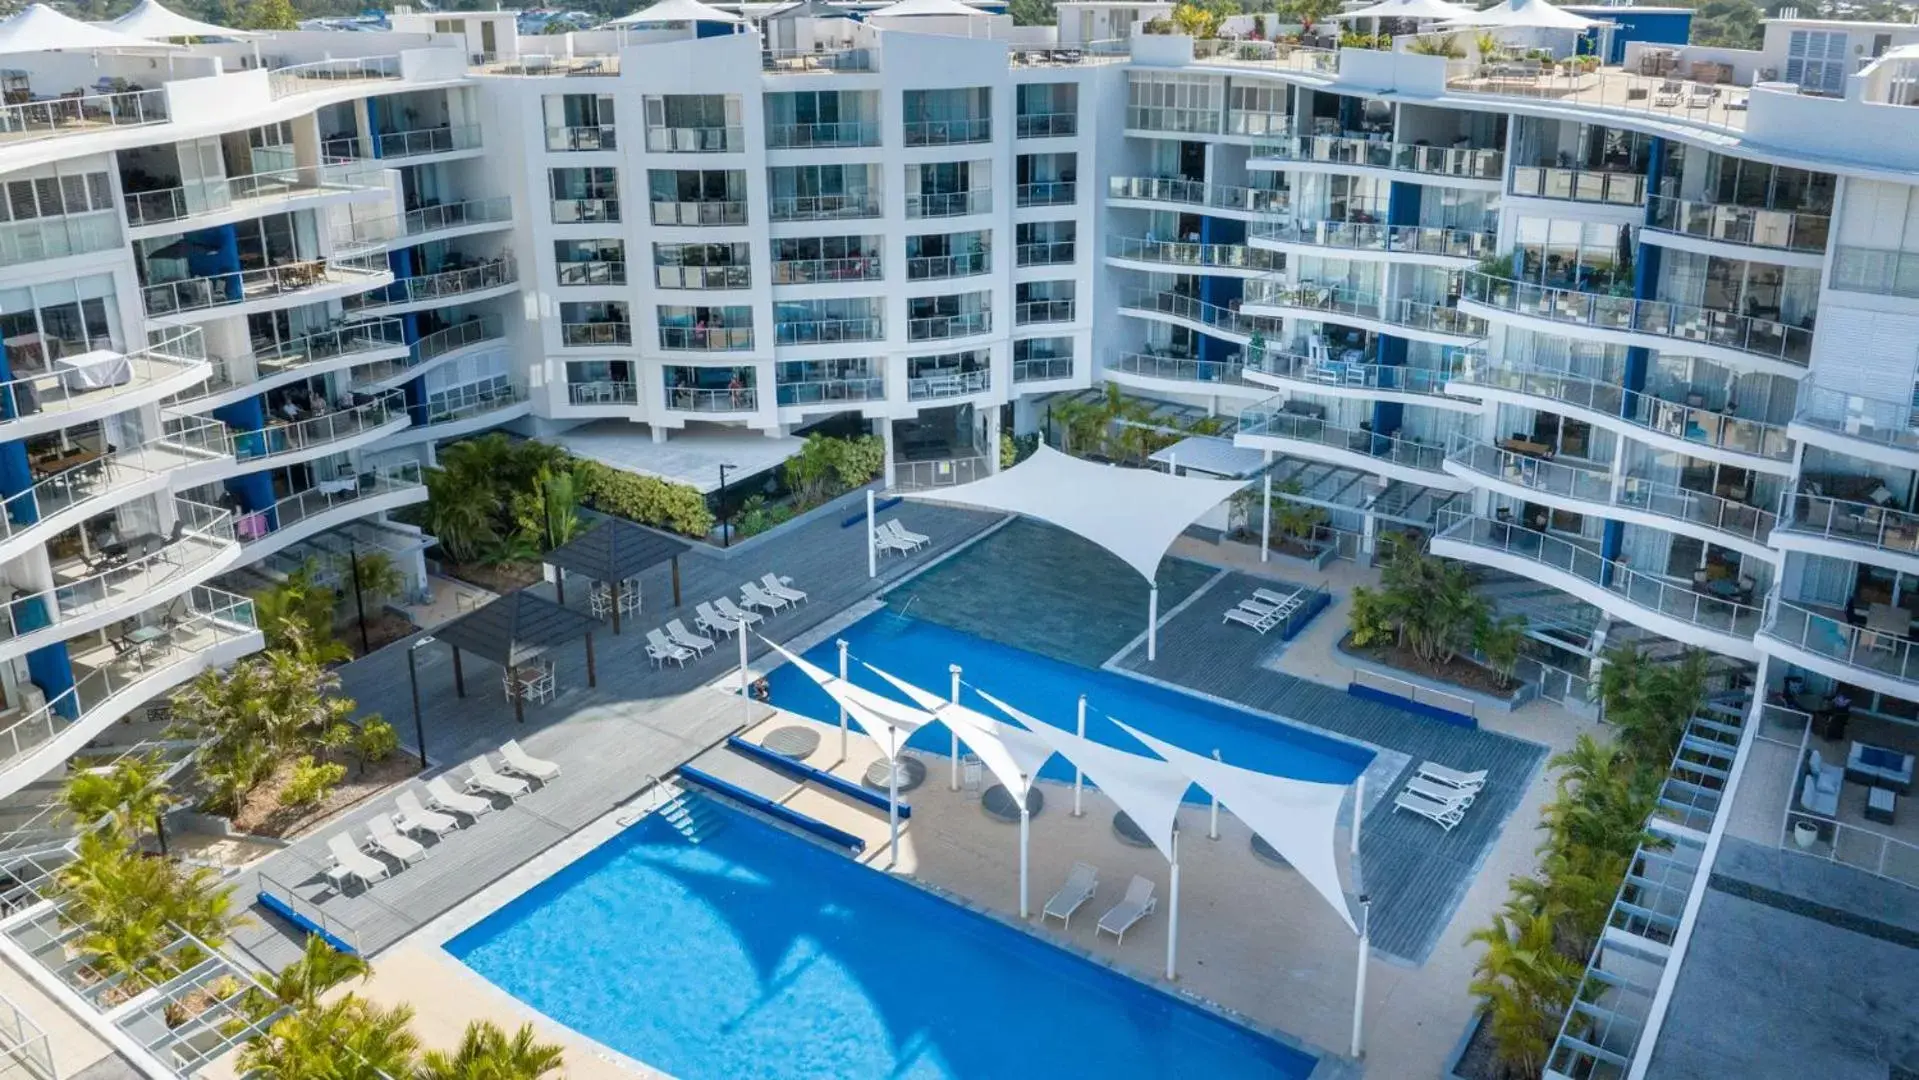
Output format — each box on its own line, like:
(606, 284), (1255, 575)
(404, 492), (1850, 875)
(267, 55), (401, 98)
(0, 88), (168, 147)
(1461, 271), (1812, 366)
(908, 311), (990, 342)
(771, 256), (882, 284)
(1106, 175), (1286, 215)
(666, 386), (758, 412)
(1251, 134), (1503, 181)
(776, 318), (884, 346)
(141, 256), (387, 316)
(776, 377), (885, 406)
(1648, 194), (1830, 254)
(561, 321), (633, 347)
(659, 325), (753, 351)
(1106, 235), (1279, 272)
(766, 121), (879, 149)
(768, 193), (878, 222)
(1239, 406), (1448, 474)
(907, 369), (990, 400)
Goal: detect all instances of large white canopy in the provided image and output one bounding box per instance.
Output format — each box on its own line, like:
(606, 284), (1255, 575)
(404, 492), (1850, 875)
(607, 0), (745, 25)
(902, 444), (1249, 583)
(0, 3), (179, 55)
(1118, 722), (1357, 933)
(1333, 0), (1474, 20)
(869, 0), (989, 16)
(1442, 0), (1597, 29)
(107, 0), (258, 40)
(980, 690), (1191, 863)
(864, 665), (1054, 801)
(764, 640), (929, 759)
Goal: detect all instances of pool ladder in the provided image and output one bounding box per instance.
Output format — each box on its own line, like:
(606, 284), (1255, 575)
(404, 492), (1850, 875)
(659, 795), (728, 845)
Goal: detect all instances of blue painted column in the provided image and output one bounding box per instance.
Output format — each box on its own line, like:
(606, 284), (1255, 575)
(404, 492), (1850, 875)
(216, 396), (278, 530)
(1374, 181), (1423, 443)
(366, 96), (383, 159)
(0, 348), (35, 529)
(1197, 215), (1245, 369)
(1602, 137), (1667, 580)
(27, 645), (76, 720)
(187, 224), (242, 304)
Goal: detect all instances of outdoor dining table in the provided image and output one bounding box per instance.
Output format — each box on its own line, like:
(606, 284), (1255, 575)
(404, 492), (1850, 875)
(53, 350), (133, 391)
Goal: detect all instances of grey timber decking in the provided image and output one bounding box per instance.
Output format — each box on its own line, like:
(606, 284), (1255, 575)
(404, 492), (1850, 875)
(227, 502), (1002, 970)
(1112, 571), (1550, 964)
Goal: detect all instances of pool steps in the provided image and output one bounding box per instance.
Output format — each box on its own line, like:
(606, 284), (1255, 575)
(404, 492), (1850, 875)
(725, 735), (913, 818)
(658, 795), (729, 845)
(675, 767), (867, 853)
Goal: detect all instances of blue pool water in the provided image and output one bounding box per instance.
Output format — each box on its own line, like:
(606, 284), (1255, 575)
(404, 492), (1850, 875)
(765, 612), (1372, 794)
(448, 794), (1319, 1080)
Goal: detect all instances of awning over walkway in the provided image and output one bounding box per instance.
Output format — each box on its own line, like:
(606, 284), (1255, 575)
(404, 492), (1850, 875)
(1147, 436), (1266, 480)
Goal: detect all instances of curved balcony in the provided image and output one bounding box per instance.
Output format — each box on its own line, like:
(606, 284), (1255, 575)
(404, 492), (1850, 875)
(324, 125), (482, 161)
(1116, 288), (1280, 348)
(236, 464), (427, 563)
(1443, 436), (1777, 557)
(1459, 271), (1813, 373)
(257, 318), (410, 383)
(140, 255), (391, 320)
(0, 500), (241, 662)
(193, 389), (410, 479)
(1431, 513), (1762, 659)
(908, 312), (991, 343)
(1248, 134), (1503, 185)
(1788, 385), (1919, 471)
(1444, 359), (1796, 473)
(124, 162), (383, 231)
(1, 327), (211, 440)
(1105, 176), (1286, 219)
(1240, 279), (1487, 342)
(266, 55), (402, 98)
(1758, 599), (1919, 702)
(1104, 236), (1280, 276)
(0, 88), (167, 151)
(0, 587), (259, 800)
(1774, 493), (1919, 576)
(349, 315), (506, 392)
(1105, 352), (1264, 397)
(0, 424), (232, 566)
(1645, 194), (1830, 258)
(332, 197), (516, 250)
(1250, 219), (1494, 264)
(342, 256), (518, 315)
(1246, 348), (1477, 411)
(383, 385), (530, 445)
(1237, 402), (1464, 487)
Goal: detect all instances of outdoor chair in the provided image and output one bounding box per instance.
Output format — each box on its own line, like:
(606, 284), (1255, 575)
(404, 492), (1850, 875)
(500, 739), (561, 783)
(324, 833), (389, 892)
(1416, 762), (1486, 790)
(714, 596), (764, 628)
(1043, 862), (1099, 929)
(1096, 875), (1158, 943)
(393, 792), (459, 838)
(467, 757), (531, 801)
(365, 814), (426, 866)
(666, 618), (715, 656)
(760, 573), (808, 606)
(1393, 788), (1467, 831)
(1405, 775), (1475, 809)
(739, 582), (788, 614)
(696, 601), (743, 638)
(646, 628), (695, 668)
(426, 776), (493, 819)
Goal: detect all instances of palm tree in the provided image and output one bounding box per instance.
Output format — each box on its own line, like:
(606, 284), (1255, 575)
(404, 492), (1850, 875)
(242, 997), (419, 1080)
(60, 753), (175, 847)
(417, 1021), (565, 1080)
(1467, 904), (1581, 1078)
(424, 467), (499, 564)
(265, 935), (370, 1009)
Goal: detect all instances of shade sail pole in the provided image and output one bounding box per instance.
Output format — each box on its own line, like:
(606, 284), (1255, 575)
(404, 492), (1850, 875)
(1166, 827), (1180, 980)
(1260, 473), (1272, 563)
(1352, 898), (1371, 1058)
(1072, 693), (1086, 817)
(1018, 792), (1030, 918)
(888, 748), (901, 870)
(1147, 585), (1159, 661)
(1352, 775), (1366, 855)
(948, 664), (961, 791)
(866, 489), (877, 579)
(837, 639), (850, 759)
(1209, 749), (1221, 840)
(738, 626), (750, 720)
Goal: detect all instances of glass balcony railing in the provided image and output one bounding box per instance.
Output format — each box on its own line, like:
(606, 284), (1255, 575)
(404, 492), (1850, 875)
(650, 200), (746, 227)
(1117, 288), (1281, 341)
(666, 386), (758, 412)
(771, 256), (882, 285)
(255, 318), (408, 376)
(902, 117), (991, 146)
(767, 194), (878, 222)
(568, 380), (638, 406)
(342, 256), (516, 311)
(0, 326), (205, 426)
(426, 383), (527, 425)
(1015, 300), (1074, 325)
(236, 388), (406, 462)
(1460, 271), (1813, 367)
(655, 265), (748, 290)
(0, 210), (119, 265)
(908, 312), (990, 342)
(266, 56), (401, 99)
(0, 88), (168, 148)
(1438, 513), (1765, 639)
(906, 191), (990, 218)
(559, 260), (628, 286)
(1778, 492), (1919, 559)
(1791, 384), (1919, 456)
(1253, 219), (1494, 260)
(552, 197), (621, 224)
(1647, 194), (1830, 254)
(1012, 357), (1074, 382)
(1016, 181), (1077, 208)
(1106, 236), (1280, 272)
(1510, 166), (1648, 205)
(1110, 352), (1248, 386)
(1252, 134), (1503, 181)
(1015, 112), (1076, 139)
(239, 464), (424, 547)
(645, 125), (744, 153)
(1015, 241), (1075, 267)
(414, 315), (506, 366)
(1107, 176), (1286, 216)
(776, 319), (884, 346)
(140, 256), (387, 317)
(545, 125), (617, 151)
(561, 321), (633, 347)
(776, 377), (885, 406)
(1760, 599), (1919, 686)
(371, 125), (483, 159)
(766, 121), (879, 149)
(1830, 246), (1919, 299)
(125, 163), (375, 228)
(1126, 106), (1220, 135)
(1239, 405), (1447, 473)
(0, 422), (228, 553)
(906, 252), (990, 281)
(908, 369), (990, 400)
(1249, 348), (1459, 396)
(659, 326), (753, 352)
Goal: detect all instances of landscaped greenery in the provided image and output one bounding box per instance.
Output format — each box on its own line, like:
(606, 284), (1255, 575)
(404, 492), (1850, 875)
(1050, 385), (1226, 465)
(1229, 480), (1330, 557)
(1347, 545), (1528, 689)
(1466, 646), (1707, 1078)
(731, 432), (884, 539)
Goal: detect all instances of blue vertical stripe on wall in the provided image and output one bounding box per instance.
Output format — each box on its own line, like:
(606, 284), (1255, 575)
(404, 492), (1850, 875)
(1386, 181), (1421, 228)
(366, 96), (382, 158)
(186, 224), (242, 303)
(27, 643), (76, 720)
(215, 396), (278, 529)
(0, 347), (33, 526)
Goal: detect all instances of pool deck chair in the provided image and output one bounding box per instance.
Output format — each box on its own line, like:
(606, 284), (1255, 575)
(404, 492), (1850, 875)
(468, 757), (531, 801)
(1417, 762), (1488, 791)
(1405, 775), (1474, 809)
(740, 582), (788, 614)
(324, 833), (389, 892)
(1223, 606), (1282, 633)
(882, 520), (929, 551)
(1251, 587), (1301, 609)
(365, 814), (426, 866)
(394, 792), (459, 839)
(1394, 788), (1467, 831)
(500, 739), (561, 784)
(1096, 875), (1159, 944)
(760, 573), (808, 605)
(695, 601), (743, 638)
(426, 776), (494, 819)
(646, 629), (694, 668)
(714, 596), (765, 628)
(1043, 862), (1100, 929)
(875, 527), (917, 557)
(666, 619), (715, 656)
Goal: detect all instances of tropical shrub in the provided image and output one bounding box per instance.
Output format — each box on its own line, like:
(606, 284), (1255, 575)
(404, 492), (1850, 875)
(352, 718), (400, 773)
(576, 461), (715, 538)
(418, 1022), (566, 1080)
(1409, 33), (1466, 57)
(53, 830), (235, 987)
(61, 753), (175, 845)
(338, 551), (405, 611)
(240, 995), (420, 1080)
(279, 756), (347, 809)
(784, 434), (884, 508)
(1350, 548), (1488, 665)
(253, 561), (344, 656)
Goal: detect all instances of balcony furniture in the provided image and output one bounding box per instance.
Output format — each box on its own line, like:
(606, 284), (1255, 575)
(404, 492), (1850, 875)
(1846, 741), (1914, 794)
(1800, 749), (1844, 817)
(1865, 786), (1898, 826)
(1864, 603), (1910, 652)
(54, 350), (133, 391)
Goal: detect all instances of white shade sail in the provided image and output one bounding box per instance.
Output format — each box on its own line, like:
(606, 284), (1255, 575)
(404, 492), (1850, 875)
(1334, 0), (1474, 19)
(763, 640), (929, 759)
(607, 0), (744, 25)
(901, 445), (1250, 583)
(0, 3), (180, 55)
(979, 690), (1190, 863)
(863, 665), (1054, 800)
(107, 0), (258, 39)
(1118, 722), (1357, 933)
(1442, 0), (1597, 29)
(869, 0), (989, 16)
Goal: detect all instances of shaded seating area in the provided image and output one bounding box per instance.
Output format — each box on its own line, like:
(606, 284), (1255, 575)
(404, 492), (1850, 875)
(431, 589), (600, 723)
(542, 518), (691, 634)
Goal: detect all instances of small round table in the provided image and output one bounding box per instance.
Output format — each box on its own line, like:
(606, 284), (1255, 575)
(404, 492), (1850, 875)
(982, 784), (1044, 823)
(1113, 811), (1154, 848)
(862, 756), (927, 794)
(761, 726), (821, 761)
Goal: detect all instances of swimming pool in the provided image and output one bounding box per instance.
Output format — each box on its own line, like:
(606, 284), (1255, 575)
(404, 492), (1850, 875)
(448, 793), (1320, 1080)
(764, 612), (1371, 794)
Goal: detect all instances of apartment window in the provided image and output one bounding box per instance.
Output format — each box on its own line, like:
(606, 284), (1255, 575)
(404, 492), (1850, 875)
(776, 357), (884, 405)
(906, 160), (990, 218)
(1127, 72), (1221, 134)
(771, 235), (883, 284)
(768, 164), (882, 221)
(4, 171), (112, 220)
(765, 90), (881, 148)
(906, 231), (991, 280)
(559, 300), (630, 347)
(903, 87), (992, 146)
(432, 18), (466, 32)
(0, 275), (120, 361)
(545, 94), (617, 151)
(1016, 153), (1076, 207)
(1016, 220), (1076, 266)
(648, 169), (747, 226)
(1013, 336), (1073, 381)
(643, 94), (743, 153)
(776, 296), (885, 345)
(907, 349), (989, 399)
(1016, 280), (1075, 324)
(908, 291), (990, 341)
(658, 305), (753, 351)
(1786, 29), (1848, 97)
(554, 239), (625, 286)
(1227, 82), (1288, 137)
(550, 167), (620, 223)
(655, 242), (752, 289)
(1015, 83), (1076, 138)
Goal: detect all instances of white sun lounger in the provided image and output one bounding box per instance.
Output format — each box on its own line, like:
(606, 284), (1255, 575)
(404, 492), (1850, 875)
(325, 833), (389, 891)
(467, 757), (531, 801)
(740, 582), (788, 613)
(1417, 762), (1488, 791)
(646, 628), (694, 668)
(715, 596), (765, 627)
(426, 776), (493, 819)
(1096, 875), (1158, 943)
(666, 619), (715, 656)
(882, 520), (929, 551)
(1223, 606), (1282, 633)
(1042, 862), (1099, 929)
(874, 527), (917, 556)
(500, 739), (561, 783)
(1393, 788), (1466, 831)
(695, 601), (743, 638)
(1405, 775), (1474, 808)
(365, 814), (426, 865)
(394, 791), (458, 838)
(760, 573), (808, 605)
(1251, 587), (1301, 609)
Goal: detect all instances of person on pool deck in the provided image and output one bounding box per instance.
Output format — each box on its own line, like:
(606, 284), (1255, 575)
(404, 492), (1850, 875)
(751, 677), (771, 703)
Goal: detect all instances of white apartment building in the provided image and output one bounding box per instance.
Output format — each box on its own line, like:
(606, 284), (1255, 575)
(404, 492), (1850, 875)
(7, 0), (1919, 1072)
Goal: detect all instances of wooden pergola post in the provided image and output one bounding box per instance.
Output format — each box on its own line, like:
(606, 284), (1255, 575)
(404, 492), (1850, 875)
(671, 555), (682, 606)
(585, 632), (598, 687)
(554, 566), (566, 606)
(611, 580), (622, 635)
(452, 647), (465, 697)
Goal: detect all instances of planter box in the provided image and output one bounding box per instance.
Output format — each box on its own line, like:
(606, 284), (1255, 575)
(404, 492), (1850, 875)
(1444, 1012), (1487, 1080)
(1218, 533), (1337, 571)
(1336, 636), (1536, 719)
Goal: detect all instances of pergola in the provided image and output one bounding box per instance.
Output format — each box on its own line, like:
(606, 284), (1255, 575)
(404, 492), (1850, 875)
(432, 589), (600, 723)
(542, 519), (690, 634)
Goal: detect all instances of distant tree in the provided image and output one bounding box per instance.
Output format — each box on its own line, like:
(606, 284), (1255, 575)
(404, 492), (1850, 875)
(1008, 0), (1055, 25)
(236, 0), (298, 30)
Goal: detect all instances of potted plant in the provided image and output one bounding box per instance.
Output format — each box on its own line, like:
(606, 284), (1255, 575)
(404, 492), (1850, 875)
(1793, 819), (1820, 848)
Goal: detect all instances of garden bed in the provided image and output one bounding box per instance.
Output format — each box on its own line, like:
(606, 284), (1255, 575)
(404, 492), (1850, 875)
(227, 751), (418, 840)
(442, 560), (541, 595)
(1449, 1012), (1510, 1080)
(1219, 530), (1337, 570)
(342, 611), (421, 659)
(1340, 633), (1519, 699)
